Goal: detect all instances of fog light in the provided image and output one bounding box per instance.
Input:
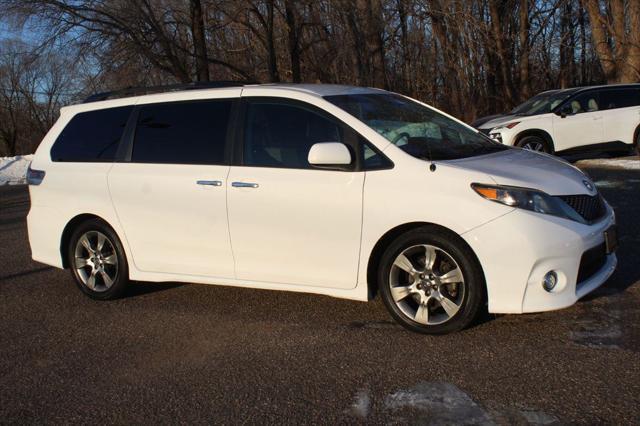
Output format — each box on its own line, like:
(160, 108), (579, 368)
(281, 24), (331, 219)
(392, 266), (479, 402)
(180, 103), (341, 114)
(542, 271), (558, 292)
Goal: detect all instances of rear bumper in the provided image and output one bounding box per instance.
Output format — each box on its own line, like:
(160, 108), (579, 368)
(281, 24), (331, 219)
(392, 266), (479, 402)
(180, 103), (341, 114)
(27, 202), (66, 268)
(463, 205), (616, 314)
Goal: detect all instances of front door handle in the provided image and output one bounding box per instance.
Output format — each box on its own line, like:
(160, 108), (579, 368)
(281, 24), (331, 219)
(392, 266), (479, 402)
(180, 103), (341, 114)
(197, 180), (222, 186)
(232, 182), (259, 188)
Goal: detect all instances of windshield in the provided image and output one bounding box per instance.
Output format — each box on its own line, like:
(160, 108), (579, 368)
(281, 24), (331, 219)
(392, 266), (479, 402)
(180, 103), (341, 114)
(324, 93), (507, 161)
(510, 90), (575, 116)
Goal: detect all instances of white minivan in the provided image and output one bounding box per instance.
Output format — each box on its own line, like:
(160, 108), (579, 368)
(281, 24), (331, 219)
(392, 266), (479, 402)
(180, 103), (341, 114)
(27, 83), (618, 334)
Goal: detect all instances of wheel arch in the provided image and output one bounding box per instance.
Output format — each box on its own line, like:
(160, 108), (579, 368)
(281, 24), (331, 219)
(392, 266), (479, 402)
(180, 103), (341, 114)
(60, 214), (118, 268)
(633, 123), (640, 147)
(514, 129), (555, 153)
(365, 222), (487, 300)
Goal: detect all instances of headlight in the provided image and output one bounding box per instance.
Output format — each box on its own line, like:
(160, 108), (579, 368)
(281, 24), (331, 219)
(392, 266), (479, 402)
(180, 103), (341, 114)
(493, 121), (520, 130)
(471, 183), (585, 223)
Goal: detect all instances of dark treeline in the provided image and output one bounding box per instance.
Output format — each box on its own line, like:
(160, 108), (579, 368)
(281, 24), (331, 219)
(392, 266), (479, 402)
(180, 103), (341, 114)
(1, 0), (639, 156)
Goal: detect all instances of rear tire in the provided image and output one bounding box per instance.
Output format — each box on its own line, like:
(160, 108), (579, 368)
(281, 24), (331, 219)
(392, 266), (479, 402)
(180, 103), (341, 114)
(515, 135), (551, 153)
(67, 219), (129, 300)
(378, 227), (485, 334)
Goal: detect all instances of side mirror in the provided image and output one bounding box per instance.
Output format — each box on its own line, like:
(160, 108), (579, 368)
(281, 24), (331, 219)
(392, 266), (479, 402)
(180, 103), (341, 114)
(308, 142), (352, 167)
(556, 104), (572, 118)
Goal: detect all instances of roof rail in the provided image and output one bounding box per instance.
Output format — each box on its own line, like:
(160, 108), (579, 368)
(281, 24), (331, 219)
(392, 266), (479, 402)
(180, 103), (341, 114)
(82, 81), (257, 103)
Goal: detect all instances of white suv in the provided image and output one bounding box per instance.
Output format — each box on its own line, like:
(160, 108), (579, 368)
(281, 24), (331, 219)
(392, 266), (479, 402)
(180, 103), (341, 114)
(27, 83), (618, 334)
(475, 84), (640, 155)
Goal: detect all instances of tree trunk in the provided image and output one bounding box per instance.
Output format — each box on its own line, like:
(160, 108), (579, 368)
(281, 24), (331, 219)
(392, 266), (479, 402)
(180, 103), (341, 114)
(345, 5), (367, 85)
(357, 0), (388, 89)
(397, 0), (411, 94)
(582, 0), (618, 82)
(489, 0), (514, 106)
(284, 0), (301, 83)
(190, 0), (209, 82)
(624, 0), (640, 82)
(266, 0), (280, 83)
(579, 6), (587, 84)
(519, 0), (530, 100)
(559, 1), (574, 88)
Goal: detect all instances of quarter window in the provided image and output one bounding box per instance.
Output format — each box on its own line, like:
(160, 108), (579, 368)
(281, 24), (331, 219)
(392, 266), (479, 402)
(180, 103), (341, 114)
(243, 101), (344, 169)
(51, 106), (132, 162)
(600, 88), (640, 110)
(362, 139), (393, 170)
(132, 100), (232, 165)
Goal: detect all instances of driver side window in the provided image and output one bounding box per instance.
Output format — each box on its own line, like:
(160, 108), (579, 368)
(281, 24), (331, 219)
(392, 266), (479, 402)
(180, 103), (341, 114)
(243, 100), (344, 169)
(567, 92), (600, 114)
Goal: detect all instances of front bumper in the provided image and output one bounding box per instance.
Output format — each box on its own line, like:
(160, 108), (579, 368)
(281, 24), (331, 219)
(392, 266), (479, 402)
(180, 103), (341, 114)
(462, 205), (616, 314)
(488, 128), (517, 146)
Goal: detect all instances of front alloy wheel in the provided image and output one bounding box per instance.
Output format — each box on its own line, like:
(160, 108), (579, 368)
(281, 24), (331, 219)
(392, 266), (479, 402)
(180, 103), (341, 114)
(516, 135), (550, 153)
(389, 245), (464, 325)
(379, 228), (484, 334)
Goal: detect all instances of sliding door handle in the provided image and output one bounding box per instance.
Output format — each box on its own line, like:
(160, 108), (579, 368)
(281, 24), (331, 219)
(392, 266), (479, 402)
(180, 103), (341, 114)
(232, 182), (259, 188)
(197, 180), (222, 186)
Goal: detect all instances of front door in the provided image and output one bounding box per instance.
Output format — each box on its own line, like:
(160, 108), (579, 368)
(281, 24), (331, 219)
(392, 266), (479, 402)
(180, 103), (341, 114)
(552, 91), (604, 151)
(226, 97), (364, 289)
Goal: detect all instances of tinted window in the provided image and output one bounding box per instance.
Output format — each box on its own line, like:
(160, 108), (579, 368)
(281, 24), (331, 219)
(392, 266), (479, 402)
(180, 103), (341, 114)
(51, 106), (132, 162)
(600, 88), (640, 110)
(362, 140), (393, 170)
(566, 92), (600, 114)
(243, 101), (344, 169)
(132, 100), (231, 164)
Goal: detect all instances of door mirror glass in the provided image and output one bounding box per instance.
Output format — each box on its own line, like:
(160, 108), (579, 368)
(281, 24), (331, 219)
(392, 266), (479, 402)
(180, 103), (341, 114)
(308, 142), (352, 166)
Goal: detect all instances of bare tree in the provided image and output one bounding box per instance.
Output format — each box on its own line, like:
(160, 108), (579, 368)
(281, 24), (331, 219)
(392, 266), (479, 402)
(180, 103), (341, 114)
(191, 0), (210, 81)
(582, 0), (640, 83)
(0, 0), (634, 156)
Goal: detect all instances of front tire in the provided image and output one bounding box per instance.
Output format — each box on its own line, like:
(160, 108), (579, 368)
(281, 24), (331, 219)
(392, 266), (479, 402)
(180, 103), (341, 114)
(516, 135), (551, 153)
(378, 228), (484, 334)
(67, 219), (129, 300)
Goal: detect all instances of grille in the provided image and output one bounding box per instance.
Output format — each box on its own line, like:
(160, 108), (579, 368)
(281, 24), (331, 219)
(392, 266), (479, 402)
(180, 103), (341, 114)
(577, 243), (607, 286)
(478, 128), (492, 136)
(557, 194), (606, 223)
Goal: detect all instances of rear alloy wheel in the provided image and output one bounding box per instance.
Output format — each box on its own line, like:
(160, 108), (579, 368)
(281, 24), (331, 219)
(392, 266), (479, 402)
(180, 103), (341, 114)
(516, 135), (550, 153)
(379, 228), (484, 334)
(68, 219), (129, 300)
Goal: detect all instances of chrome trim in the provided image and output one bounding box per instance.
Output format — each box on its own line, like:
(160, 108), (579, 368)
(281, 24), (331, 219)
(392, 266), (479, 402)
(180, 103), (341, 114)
(196, 180), (222, 186)
(232, 182), (259, 188)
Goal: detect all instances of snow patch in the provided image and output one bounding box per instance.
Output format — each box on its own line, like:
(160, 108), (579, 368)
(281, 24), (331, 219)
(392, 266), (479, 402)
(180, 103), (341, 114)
(384, 382), (493, 424)
(576, 158), (640, 170)
(0, 155), (34, 185)
(348, 389), (371, 418)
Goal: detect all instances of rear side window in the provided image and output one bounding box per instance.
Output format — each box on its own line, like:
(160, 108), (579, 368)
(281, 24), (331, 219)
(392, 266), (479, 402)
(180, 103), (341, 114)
(51, 106), (132, 162)
(600, 88), (640, 110)
(132, 100), (232, 165)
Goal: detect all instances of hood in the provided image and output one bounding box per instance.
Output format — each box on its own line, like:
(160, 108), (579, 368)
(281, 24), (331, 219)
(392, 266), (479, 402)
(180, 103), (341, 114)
(477, 114), (520, 130)
(446, 148), (596, 196)
(470, 114), (505, 128)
